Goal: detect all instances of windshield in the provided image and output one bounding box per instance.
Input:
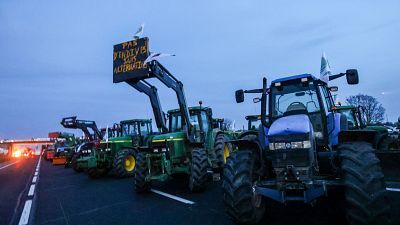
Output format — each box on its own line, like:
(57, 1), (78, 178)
(271, 81), (320, 118)
(122, 122), (138, 136)
(140, 122), (150, 135)
(339, 109), (357, 129)
(249, 119), (261, 130)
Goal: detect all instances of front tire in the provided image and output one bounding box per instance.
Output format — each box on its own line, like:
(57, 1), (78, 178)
(339, 142), (390, 225)
(189, 148), (209, 192)
(222, 151), (265, 224)
(214, 133), (231, 170)
(113, 148), (137, 178)
(134, 152), (150, 193)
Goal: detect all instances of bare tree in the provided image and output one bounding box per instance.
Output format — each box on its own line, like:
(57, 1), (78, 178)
(346, 94), (385, 124)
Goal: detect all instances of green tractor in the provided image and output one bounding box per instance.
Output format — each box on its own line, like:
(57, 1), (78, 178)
(76, 119), (153, 178)
(45, 132), (77, 165)
(223, 69), (393, 225)
(336, 105), (398, 150)
(60, 116), (103, 170)
(112, 37), (235, 191)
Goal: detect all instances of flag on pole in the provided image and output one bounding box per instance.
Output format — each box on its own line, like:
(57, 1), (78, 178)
(105, 126), (109, 143)
(143, 52), (176, 66)
(134, 23), (145, 39)
(320, 52), (331, 83)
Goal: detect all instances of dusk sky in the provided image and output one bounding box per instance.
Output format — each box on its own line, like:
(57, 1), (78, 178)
(1, 0), (399, 139)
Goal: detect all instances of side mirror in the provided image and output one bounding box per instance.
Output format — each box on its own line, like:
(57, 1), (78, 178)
(346, 69), (359, 85)
(329, 86), (338, 92)
(253, 97), (261, 103)
(235, 89), (244, 103)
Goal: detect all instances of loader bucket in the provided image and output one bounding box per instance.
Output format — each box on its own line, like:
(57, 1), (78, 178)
(376, 150), (400, 181)
(52, 157), (67, 165)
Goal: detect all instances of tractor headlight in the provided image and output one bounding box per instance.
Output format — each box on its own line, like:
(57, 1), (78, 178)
(269, 141), (311, 150)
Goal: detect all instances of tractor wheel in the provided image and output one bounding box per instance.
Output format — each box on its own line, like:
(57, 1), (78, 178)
(189, 148), (209, 192)
(339, 142), (390, 225)
(134, 152), (150, 193)
(222, 150), (265, 225)
(88, 167), (108, 179)
(113, 148), (137, 178)
(214, 133), (231, 170)
(379, 137), (398, 151)
(71, 153), (83, 172)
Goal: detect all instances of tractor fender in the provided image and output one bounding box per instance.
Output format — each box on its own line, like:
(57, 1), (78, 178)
(237, 130), (259, 140)
(338, 130), (378, 148)
(226, 138), (263, 159)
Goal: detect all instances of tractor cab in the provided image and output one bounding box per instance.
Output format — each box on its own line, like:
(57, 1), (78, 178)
(120, 119), (153, 147)
(100, 123), (122, 139)
(245, 115), (262, 130)
(168, 106), (212, 143)
(268, 74), (337, 147)
(335, 105), (363, 129)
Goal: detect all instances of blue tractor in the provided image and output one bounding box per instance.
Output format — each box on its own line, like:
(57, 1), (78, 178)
(222, 70), (390, 225)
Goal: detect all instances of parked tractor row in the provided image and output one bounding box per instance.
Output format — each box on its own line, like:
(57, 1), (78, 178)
(42, 36), (399, 225)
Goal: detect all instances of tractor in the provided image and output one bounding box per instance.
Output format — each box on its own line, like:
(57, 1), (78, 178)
(336, 105), (398, 150)
(60, 116), (103, 170)
(45, 132), (76, 164)
(112, 37), (233, 192)
(77, 119), (153, 178)
(222, 69), (391, 225)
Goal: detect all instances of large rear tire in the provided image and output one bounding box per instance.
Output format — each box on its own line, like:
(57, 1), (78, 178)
(189, 148), (209, 192)
(134, 152), (150, 193)
(339, 142), (390, 225)
(113, 148), (137, 178)
(222, 150), (265, 225)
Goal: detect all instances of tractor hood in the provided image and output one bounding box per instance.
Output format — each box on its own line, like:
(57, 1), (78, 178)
(268, 114), (313, 142)
(151, 132), (186, 142)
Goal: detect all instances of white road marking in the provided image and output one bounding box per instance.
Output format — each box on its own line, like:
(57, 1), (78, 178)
(34, 171), (38, 176)
(28, 184), (35, 196)
(151, 189), (195, 205)
(32, 176), (37, 183)
(387, 187), (400, 192)
(18, 200), (32, 225)
(0, 161), (18, 170)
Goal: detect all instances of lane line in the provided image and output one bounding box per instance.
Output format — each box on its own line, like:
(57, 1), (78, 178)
(28, 184), (35, 196)
(18, 200), (32, 225)
(387, 187), (400, 192)
(150, 189), (195, 205)
(0, 161), (18, 170)
(32, 176), (37, 183)
(34, 171), (38, 176)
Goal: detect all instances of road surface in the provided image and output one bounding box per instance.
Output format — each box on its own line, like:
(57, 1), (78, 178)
(1, 156), (399, 225)
(0, 156), (39, 225)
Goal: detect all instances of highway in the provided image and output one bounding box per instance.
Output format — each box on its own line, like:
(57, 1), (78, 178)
(1, 156), (399, 225)
(0, 156), (39, 225)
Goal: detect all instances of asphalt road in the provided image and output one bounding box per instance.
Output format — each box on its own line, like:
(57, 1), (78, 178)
(0, 156), (38, 225)
(32, 160), (400, 225)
